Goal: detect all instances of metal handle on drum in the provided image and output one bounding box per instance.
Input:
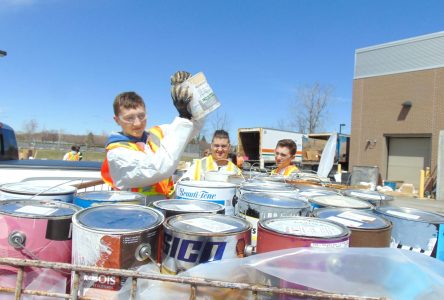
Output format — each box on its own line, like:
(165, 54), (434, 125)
(136, 243), (154, 262)
(244, 245), (255, 257)
(8, 231), (26, 249)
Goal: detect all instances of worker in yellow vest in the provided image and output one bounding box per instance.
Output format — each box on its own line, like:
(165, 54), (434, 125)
(63, 145), (80, 161)
(271, 139), (299, 176)
(182, 129), (241, 181)
(101, 71), (203, 202)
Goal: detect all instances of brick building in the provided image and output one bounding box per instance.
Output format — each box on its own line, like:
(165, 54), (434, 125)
(350, 31), (444, 189)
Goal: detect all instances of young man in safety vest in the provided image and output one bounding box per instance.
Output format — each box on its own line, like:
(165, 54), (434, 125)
(271, 139), (299, 176)
(63, 145), (80, 161)
(101, 71), (203, 202)
(182, 129), (241, 181)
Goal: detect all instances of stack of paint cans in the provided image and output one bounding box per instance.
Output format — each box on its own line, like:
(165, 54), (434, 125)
(0, 181), (77, 202)
(73, 191), (146, 208)
(72, 204), (164, 292)
(152, 199), (225, 218)
(175, 180), (237, 215)
(235, 192), (310, 246)
(239, 181), (299, 198)
(161, 213), (251, 274)
(375, 206), (444, 260)
(342, 189), (394, 207)
(256, 216), (350, 253)
(313, 208), (392, 247)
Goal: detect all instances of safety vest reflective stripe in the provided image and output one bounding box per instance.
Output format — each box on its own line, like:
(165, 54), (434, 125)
(194, 155), (239, 180)
(101, 126), (174, 197)
(67, 152), (80, 161)
(271, 165), (299, 176)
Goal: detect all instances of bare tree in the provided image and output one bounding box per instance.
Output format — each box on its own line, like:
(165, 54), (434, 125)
(84, 132), (95, 149)
(209, 111), (231, 133)
(291, 82), (333, 134)
(23, 119), (39, 143)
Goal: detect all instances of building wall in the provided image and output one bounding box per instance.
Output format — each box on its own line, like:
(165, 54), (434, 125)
(350, 67), (444, 180)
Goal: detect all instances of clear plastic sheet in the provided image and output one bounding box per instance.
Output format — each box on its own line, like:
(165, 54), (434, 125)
(0, 268), (67, 300)
(317, 133), (337, 178)
(117, 248), (444, 300)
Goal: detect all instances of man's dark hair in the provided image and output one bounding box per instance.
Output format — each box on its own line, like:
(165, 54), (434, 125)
(71, 145), (77, 151)
(212, 129), (230, 143)
(276, 139), (297, 156)
(113, 92), (146, 116)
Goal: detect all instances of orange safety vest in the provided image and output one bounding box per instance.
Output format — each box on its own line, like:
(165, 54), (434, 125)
(271, 165), (299, 176)
(67, 152), (80, 161)
(101, 126), (174, 198)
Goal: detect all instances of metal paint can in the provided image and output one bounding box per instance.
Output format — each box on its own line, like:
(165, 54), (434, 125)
(235, 192), (310, 246)
(161, 213), (251, 274)
(72, 204), (164, 290)
(308, 194), (373, 211)
(256, 216), (350, 254)
(73, 191), (146, 208)
(151, 199), (225, 218)
(313, 208), (392, 247)
(175, 180), (237, 215)
(0, 199), (80, 268)
(0, 181), (77, 203)
(239, 181), (299, 198)
(375, 206), (444, 260)
(342, 189), (394, 207)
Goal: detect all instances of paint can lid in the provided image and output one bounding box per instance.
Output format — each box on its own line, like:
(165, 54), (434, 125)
(152, 199), (224, 213)
(165, 213), (251, 234)
(0, 199), (80, 219)
(375, 206), (444, 224)
(74, 204), (164, 232)
(260, 216), (350, 238)
(313, 208), (391, 229)
(240, 181), (298, 193)
(298, 188), (339, 199)
(342, 189), (394, 202)
(309, 195), (373, 209)
(240, 192), (309, 209)
(0, 181), (77, 195)
(75, 191), (145, 202)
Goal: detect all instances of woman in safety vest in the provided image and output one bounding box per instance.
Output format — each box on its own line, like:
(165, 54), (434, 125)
(101, 71), (204, 201)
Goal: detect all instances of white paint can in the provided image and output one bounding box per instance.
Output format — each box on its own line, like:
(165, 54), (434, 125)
(175, 180), (236, 215)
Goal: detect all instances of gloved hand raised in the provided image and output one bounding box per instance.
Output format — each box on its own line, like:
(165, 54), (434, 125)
(171, 71), (193, 120)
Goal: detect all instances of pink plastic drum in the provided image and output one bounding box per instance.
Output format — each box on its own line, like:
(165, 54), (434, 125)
(0, 199), (80, 270)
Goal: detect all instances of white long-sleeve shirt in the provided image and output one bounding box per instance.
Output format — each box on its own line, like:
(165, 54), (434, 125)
(106, 117), (203, 190)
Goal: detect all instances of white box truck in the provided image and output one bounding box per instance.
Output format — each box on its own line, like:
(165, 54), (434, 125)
(237, 127), (305, 169)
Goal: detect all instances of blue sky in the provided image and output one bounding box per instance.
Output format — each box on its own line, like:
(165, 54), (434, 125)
(1, 0), (444, 141)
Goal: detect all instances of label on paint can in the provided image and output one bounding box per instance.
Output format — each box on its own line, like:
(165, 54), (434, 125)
(180, 217), (237, 232)
(386, 210), (421, 220)
(240, 213), (259, 246)
(310, 240), (349, 248)
(15, 205), (58, 216)
(327, 216), (363, 228)
(269, 219), (343, 237)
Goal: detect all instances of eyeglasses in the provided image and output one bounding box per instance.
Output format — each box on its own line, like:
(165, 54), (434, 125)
(118, 113), (147, 124)
(212, 144), (229, 149)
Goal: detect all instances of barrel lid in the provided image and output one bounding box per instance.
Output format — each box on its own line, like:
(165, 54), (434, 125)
(0, 199), (80, 218)
(313, 208), (391, 229)
(240, 182), (298, 193)
(177, 180), (236, 188)
(342, 189), (394, 202)
(298, 189), (338, 199)
(309, 195), (373, 209)
(166, 213), (251, 234)
(75, 191), (145, 202)
(375, 206), (444, 224)
(0, 181), (77, 195)
(152, 199), (224, 212)
(240, 192), (309, 209)
(74, 205), (164, 232)
(260, 216), (350, 238)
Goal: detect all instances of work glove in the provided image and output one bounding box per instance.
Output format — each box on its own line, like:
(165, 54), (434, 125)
(171, 71), (193, 120)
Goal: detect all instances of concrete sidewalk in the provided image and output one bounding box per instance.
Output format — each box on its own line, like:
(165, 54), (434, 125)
(391, 196), (444, 215)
